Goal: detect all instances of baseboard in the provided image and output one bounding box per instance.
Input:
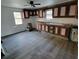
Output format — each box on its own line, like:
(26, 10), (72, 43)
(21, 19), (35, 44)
(1, 30), (26, 38)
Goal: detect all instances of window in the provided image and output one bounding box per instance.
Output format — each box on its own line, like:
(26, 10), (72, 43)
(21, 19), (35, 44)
(46, 9), (52, 19)
(13, 12), (23, 25)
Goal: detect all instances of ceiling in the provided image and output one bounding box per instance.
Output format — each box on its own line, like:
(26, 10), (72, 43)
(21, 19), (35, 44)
(1, 0), (73, 9)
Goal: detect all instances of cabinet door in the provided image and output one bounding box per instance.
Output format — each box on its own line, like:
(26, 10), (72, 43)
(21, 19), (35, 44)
(36, 24), (39, 30)
(55, 27), (59, 34)
(60, 6), (66, 16)
(36, 11), (38, 15)
(39, 10), (43, 18)
(42, 25), (45, 31)
(69, 5), (77, 16)
(34, 11), (36, 15)
(24, 11), (29, 18)
(45, 25), (48, 32)
(38, 24), (41, 31)
(30, 11), (32, 16)
(60, 28), (66, 36)
(53, 8), (58, 16)
(49, 26), (54, 33)
(25, 11), (29, 18)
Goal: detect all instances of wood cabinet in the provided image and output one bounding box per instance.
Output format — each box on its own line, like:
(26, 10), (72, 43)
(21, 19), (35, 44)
(60, 6), (66, 16)
(29, 10), (37, 16)
(45, 25), (49, 32)
(53, 1), (77, 18)
(53, 8), (58, 17)
(60, 27), (67, 36)
(29, 11), (32, 16)
(23, 10), (29, 18)
(69, 5), (77, 16)
(23, 9), (38, 18)
(38, 10), (43, 18)
(36, 11), (39, 15)
(41, 24), (45, 31)
(49, 26), (54, 33)
(54, 27), (59, 35)
(36, 22), (70, 38)
(23, 1), (77, 18)
(37, 24), (41, 31)
(36, 24), (39, 30)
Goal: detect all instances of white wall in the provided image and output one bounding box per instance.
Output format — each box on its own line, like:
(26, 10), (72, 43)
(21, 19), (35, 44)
(1, 6), (39, 37)
(1, 6), (28, 36)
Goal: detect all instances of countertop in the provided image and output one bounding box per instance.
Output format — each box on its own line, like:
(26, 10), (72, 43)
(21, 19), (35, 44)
(37, 20), (78, 28)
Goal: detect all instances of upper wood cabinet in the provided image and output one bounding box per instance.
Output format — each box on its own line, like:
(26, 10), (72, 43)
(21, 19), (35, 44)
(36, 10), (39, 15)
(23, 9), (38, 18)
(29, 10), (37, 16)
(23, 1), (77, 18)
(60, 6), (66, 16)
(23, 10), (29, 18)
(38, 10), (43, 18)
(53, 8), (58, 17)
(69, 5), (77, 16)
(53, 1), (77, 18)
(29, 11), (32, 16)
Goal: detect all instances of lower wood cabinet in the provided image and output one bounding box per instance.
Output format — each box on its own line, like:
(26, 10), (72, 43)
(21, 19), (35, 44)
(36, 23), (69, 38)
(45, 25), (49, 32)
(36, 24), (39, 30)
(55, 27), (59, 35)
(41, 25), (45, 31)
(37, 24), (41, 31)
(60, 27), (66, 36)
(49, 26), (54, 33)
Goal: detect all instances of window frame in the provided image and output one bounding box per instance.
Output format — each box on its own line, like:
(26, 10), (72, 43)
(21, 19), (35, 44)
(13, 12), (23, 25)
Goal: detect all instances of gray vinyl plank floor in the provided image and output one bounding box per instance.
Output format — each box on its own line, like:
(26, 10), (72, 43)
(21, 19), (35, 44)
(1, 31), (78, 59)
